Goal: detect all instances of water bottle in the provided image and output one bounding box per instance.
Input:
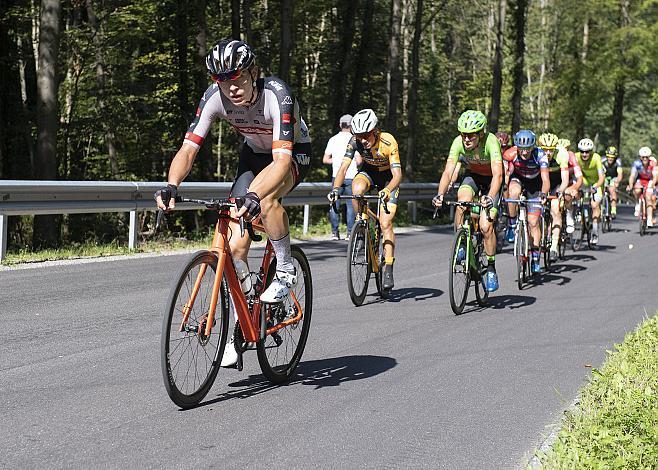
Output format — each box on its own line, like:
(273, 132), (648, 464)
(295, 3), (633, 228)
(233, 259), (253, 295)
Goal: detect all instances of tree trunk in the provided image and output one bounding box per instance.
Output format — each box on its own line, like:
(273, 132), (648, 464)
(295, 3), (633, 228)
(176, 0), (190, 132)
(348, 0), (374, 112)
(332, 0), (358, 126)
(405, 0), (423, 181)
(279, 0), (293, 81)
(510, 0), (527, 135)
(195, 0), (213, 181)
(575, 16), (589, 137)
(87, 0), (120, 179)
(386, 0), (402, 133)
(33, 0), (61, 249)
(488, 0), (506, 133)
(231, 0), (241, 39)
(611, 0), (630, 151)
(243, 0), (253, 44)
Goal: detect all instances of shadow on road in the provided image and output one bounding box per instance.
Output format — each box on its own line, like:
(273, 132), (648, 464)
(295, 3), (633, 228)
(386, 287), (443, 303)
(191, 355), (397, 408)
(486, 294), (537, 309)
(563, 253), (597, 262)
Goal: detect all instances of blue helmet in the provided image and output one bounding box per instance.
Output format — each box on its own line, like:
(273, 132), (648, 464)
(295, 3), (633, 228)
(514, 130), (536, 148)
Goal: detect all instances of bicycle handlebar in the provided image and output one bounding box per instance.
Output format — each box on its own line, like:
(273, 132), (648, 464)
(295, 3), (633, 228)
(331, 194), (390, 215)
(155, 196), (263, 242)
(433, 200), (494, 222)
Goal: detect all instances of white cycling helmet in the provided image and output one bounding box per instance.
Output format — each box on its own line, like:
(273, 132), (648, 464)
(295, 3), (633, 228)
(351, 109), (378, 134)
(578, 138), (594, 152)
(639, 146), (652, 158)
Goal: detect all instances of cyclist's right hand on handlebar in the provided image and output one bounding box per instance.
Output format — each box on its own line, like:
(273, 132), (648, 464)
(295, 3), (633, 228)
(155, 184), (178, 211)
(327, 188), (340, 203)
(432, 194), (444, 207)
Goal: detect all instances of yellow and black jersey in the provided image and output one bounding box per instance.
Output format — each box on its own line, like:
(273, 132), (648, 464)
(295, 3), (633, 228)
(343, 132), (401, 172)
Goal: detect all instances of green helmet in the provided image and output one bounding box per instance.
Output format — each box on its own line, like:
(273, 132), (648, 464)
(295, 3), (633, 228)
(605, 146), (618, 157)
(457, 110), (487, 133)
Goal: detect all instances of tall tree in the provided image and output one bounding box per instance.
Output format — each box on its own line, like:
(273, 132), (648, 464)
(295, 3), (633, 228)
(611, 0), (630, 150)
(348, 0), (375, 113)
(510, 0), (527, 134)
(87, 0), (120, 179)
(279, 0), (293, 81)
(33, 0), (62, 249)
(331, 0), (358, 127)
(488, 0), (506, 132)
(386, 0), (403, 133)
(231, 0), (241, 39)
(405, 0), (423, 180)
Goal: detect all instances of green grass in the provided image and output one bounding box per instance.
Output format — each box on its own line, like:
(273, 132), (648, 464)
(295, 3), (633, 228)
(535, 313), (658, 469)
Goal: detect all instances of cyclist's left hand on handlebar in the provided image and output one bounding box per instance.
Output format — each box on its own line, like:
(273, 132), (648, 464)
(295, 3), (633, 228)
(327, 188), (340, 202)
(480, 194), (494, 209)
(154, 184), (178, 211)
(236, 191), (261, 221)
(432, 194), (444, 207)
(539, 192), (548, 204)
(378, 188), (391, 203)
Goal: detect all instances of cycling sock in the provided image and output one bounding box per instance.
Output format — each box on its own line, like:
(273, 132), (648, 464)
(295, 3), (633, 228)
(592, 221), (599, 235)
(531, 249), (540, 260)
(550, 236), (559, 251)
(509, 217), (517, 226)
(385, 257), (395, 265)
(270, 233), (294, 273)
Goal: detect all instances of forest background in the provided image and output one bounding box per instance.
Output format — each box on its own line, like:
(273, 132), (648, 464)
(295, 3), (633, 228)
(0, 0), (656, 249)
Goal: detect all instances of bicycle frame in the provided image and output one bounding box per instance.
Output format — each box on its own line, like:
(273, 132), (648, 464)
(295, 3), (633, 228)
(181, 206), (303, 343)
(341, 194), (387, 274)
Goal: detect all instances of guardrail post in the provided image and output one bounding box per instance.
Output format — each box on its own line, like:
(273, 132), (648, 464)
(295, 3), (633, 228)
(0, 214), (7, 262)
(408, 201), (417, 223)
(303, 204), (310, 235)
(129, 210), (138, 250)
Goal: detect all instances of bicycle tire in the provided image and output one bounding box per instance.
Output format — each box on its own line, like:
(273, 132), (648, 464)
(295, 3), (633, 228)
(448, 228), (470, 314)
(542, 213), (552, 270)
(639, 199), (647, 236)
(474, 238), (489, 306)
(161, 250), (229, 409)
(257, 245), (313, 383)
(601, 196), (610, 233)
(347, 222), (371, 306)
(571, 207), (583, 251)
(374, 225), (391, 299)
(515, 224), (526, 290)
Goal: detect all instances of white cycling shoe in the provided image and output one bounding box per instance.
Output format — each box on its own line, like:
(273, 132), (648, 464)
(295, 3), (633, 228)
(565, 211), (575, 234)
(260, 269), (297, 304)
(221, 336), (238, 367)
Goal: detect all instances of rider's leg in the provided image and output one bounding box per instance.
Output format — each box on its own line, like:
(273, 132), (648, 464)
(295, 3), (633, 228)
(351, 174), (370, 217)
(455, 186), (474, 230)
(646, 189), (655, 225)
(550, 198), (561, 252)
(609, 185), (618, 216)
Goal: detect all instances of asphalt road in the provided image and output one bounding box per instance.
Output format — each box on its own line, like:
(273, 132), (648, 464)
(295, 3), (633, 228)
(1, 206), (656, 469)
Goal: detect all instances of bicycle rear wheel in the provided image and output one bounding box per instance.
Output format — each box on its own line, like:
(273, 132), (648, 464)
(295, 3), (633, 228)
(347, 222), (371, 306)
(161, 250), (229, 408)
(448, 228), (470, 314)
(257, 245), (313, 383)
(474, 239), (489, 306)
(571, 207), (583, 251)
(542, 213), (552, 270)
(374, 225), (391, 299)
(601, 196), (610, 233)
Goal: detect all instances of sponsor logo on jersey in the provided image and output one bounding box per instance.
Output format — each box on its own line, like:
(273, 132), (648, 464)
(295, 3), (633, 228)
(281, 96), (293, 105)
(301, 128), (308, 137)
(268, 80), (283, 91)
(234, 118), (248, 124)
(295, 153), (310, 165)
(282, 113), (291, 124)
(282, 130), (290, 136)
(195, 107), (201, 117)
(232, 125), (273, 135)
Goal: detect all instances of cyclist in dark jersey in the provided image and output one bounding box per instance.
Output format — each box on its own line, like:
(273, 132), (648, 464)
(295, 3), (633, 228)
(602, 146), (623, 218)
(155, 39), (311, 307)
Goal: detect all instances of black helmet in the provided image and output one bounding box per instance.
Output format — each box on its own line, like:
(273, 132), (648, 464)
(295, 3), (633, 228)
(206, 39), (256, 81)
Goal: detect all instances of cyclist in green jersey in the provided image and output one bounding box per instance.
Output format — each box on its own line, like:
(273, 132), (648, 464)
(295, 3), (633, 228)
(575, 138), (605, 245)
(433, 110), (504, 292)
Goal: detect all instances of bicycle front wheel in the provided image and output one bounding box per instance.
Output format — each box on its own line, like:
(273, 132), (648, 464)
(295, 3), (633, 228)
(449, 228), (470, 314)
(347, 222), (371, 306)
(161, 251), (229, 408)
(257, 245), (313, 384)
(515, 225), (527, 290)
(571, 209), (583, 251)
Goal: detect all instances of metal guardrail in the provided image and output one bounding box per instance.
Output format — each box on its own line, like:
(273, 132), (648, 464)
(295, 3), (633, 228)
(0, 180), (437, 261)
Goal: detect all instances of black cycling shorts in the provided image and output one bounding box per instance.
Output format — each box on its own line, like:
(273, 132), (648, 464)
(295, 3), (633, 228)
(230, 142), (312, 197)
(458, 172), (501, 209)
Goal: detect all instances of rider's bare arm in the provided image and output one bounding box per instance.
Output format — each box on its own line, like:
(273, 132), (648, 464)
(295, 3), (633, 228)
(386, 166), (403, 194)
(438, 160), (457, 196)
(559, 169), (569, 194)
(168, 143), (200, 186)
(540, 168), (550, 195)
(487, 160), (503, 200)
(332, 158), (352, 190)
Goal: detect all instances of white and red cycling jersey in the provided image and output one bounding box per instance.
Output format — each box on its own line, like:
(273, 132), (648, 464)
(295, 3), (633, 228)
(184, 76), (311, 156)
(630, 159), (658, 188)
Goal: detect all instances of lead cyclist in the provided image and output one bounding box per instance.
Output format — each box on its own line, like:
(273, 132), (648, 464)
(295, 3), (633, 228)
(155, 39), (312, 365)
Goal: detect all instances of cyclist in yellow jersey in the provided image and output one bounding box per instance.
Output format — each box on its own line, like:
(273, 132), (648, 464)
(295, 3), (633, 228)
(329, 109), (402, 290)
(574, 138), (605, 245)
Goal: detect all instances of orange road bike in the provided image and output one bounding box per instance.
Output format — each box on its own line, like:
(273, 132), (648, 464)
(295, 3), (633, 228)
(159, 197), (313, 408)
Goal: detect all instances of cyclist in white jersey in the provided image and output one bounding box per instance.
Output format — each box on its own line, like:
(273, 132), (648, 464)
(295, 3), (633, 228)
(155, 40), (312, 306)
